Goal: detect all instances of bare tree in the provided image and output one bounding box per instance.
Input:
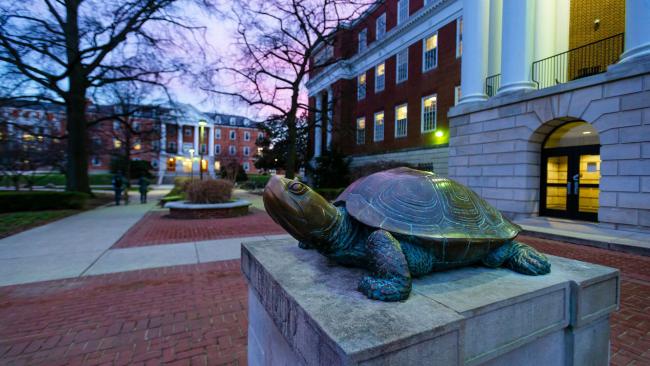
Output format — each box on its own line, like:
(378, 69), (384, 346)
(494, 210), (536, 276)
(204, 0), (375, 179)
(0, 0), (210, 193)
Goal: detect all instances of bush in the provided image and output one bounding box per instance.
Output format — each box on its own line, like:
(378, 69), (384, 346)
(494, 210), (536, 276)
(307, 149), (350, 189)
(0, 191), (89, 213)
(185, 179), (234, 204)
(347, 161), (415, 182)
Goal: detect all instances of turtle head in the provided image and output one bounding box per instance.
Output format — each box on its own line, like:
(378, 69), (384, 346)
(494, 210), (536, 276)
(263, 176), (340, 248)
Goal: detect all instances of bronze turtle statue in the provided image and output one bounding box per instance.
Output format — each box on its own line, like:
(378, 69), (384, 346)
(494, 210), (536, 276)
(263, 167), (550, 301)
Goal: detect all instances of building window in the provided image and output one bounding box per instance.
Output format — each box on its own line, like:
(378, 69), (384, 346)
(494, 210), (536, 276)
(395, 104), (408, 138)
(133, 122), (141, 132)
(456, 17), (463, 58)
(421, 94), (437, 132)
(229, 145), (236, 155)
(396, 48), (408, 83)
(113, 121), (121, 131)
(244, 131), (250, 141)
(356, 117), (366, 145)
(257, 132), (264, 141)
(423, 33), (438, 71)
(91, 156), (101, 166)
(168, 141), (177, 152)
(243, 162), (250, 171)
(357, 73), (366, 100)
(113, 138), (122, 149)
(229, 130), (236, 140)
(151, 159), (159, 169)
(229, 117), (236, 125)
(397, 0), (409, 25)
(216, 128), (221, 139)
(133, 139), (142, 151)
(374, 111), (384, 142)
(454, 86), (461, 105)
(376, 13), (386, 41)
(215, 144), (221, 155)
(200, 143), (207, 154)
(152, 140), (160, 151)
(184, 127), (192, 136)
(358, 29), (367, 53)
(375, 62), (385, 92)
(244, 146), (250, 156)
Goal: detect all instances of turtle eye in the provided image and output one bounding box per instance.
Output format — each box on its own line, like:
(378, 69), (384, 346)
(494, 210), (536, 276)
(288, 181), (308, 195)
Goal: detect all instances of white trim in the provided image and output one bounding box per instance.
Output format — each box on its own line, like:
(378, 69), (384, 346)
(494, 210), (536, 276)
(456, 16), (462, 59)
(421, 94), (438, 133)
(394, 103), (408, 138)
(306, 0), (461, 96)
(396, 48), (409, 84)
(373, 111), (385, 142)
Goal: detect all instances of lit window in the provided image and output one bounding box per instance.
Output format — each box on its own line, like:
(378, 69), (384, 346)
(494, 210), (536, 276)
(229, 145), (236, 155)
(397, 0), (409, 25)
(456, 17), (463, 58)
(244, 131), (250, 141)
(229, 130), (236, 140)
(357, 73), (367, 100)
(374, 111), (384, 142)
(113, 138), (122, 148)
(216, 128), (221, 139)
(395, 104), (408, 138)
(454, 86), (461, 105)
(134, 139), (142, 150)
(215, 144), (221, 155)
(421, 94), (437, 132)
(423, 33), (438, 71)
(244, 146), (250, 156)
(356, 117), (365, 145)
(376, 13), (386, 40)
(396, 48), (408, 83)
(358, 29), (368, 53)
(375, 62), (385, 92)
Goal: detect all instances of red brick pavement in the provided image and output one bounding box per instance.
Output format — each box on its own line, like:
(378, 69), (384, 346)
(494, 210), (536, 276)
(113, 209), (286, 248)
(0, 236), (648, 365)
(0, 260), (247, 366)
(519, 235), (650, 366)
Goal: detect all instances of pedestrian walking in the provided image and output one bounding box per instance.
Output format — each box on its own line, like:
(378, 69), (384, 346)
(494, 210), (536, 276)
(112, 174), (124, 206)
(138, 176), (150, 204)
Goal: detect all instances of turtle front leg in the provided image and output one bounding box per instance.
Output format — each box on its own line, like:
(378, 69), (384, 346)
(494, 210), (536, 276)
(482, 241), (551, 275)
(358, 230), (412, 301)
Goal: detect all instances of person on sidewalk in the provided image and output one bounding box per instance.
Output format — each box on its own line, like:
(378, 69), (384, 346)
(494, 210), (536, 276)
(112, 174), (124, 206)
(138, 176), (150, 204)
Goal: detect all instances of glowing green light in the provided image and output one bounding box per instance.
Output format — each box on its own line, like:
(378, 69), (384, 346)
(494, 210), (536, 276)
(435, 130), (444, 137)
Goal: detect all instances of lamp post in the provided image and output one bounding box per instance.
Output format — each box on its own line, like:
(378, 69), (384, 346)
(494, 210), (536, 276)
(189, 148), (195, 179)
(198, 119), (207, 180)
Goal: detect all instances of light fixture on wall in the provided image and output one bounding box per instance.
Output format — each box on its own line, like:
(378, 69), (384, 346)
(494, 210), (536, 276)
(593, 19), (600, 31)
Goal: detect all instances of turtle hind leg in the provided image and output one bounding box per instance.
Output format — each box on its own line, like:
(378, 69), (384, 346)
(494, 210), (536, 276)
(482, 241), (551, 275)
(358, 230), (412, 301)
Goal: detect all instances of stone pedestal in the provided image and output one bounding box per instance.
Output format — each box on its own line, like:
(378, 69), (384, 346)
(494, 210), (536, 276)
(242, 239), (619, 366)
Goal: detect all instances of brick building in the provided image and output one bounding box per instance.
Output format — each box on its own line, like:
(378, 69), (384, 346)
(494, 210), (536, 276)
(0, 102), (264, 183)
(306, 0), (462, 174)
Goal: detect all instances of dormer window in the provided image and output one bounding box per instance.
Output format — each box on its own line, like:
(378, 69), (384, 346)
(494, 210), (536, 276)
(229, 117), (236, 125)
(376, 13), (386, 41)
(358, 29), (367, 53)
(397, 0), (409, 25)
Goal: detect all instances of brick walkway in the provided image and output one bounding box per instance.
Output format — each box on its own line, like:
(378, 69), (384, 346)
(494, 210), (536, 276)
(113, 209), (286, 248)
(0, 236), (648, 365)
(0, 260), (247, 366)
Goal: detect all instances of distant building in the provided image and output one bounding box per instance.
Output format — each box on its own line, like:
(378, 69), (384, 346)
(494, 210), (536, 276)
(0, 102), (265, 183)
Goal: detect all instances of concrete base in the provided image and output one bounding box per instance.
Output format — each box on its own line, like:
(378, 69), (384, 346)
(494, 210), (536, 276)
(165, 200), (251, 219)
(242, 239), (620, 366)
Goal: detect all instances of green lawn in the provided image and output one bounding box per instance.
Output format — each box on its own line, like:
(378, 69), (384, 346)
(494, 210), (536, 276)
(0, 210), (77, 239)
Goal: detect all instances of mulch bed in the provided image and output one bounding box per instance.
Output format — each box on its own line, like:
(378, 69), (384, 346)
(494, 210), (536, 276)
(112, 208), (286, 249)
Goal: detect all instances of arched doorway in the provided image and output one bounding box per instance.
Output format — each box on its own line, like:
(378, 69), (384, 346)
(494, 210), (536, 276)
(540, 121), (600, 221)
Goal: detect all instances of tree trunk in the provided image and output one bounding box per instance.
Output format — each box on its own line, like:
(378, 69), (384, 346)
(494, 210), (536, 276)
(285, 113), (297, 179)
(124, 135), (131, 205)
(64, 0), (91, 194)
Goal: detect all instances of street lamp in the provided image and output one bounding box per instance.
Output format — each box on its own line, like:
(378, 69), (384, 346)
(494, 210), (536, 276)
(189, 148), (195, 179)
(198, 119), (207, 180)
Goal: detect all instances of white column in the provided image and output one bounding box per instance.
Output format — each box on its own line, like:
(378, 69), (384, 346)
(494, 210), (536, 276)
(177, 124), (183, 154)
(160, 123), (167, 154)
(487, 0), (503, 77)
(314, 95), (322, 158)
(326, 88), (333, 149)
(459, 0), (490, 103)
(620, 0), (650, 63)
(193, 124), (199, 152)
(498, 0), (536, 94)
(208, 125), (215, 157)
(533, 0), (557, 87)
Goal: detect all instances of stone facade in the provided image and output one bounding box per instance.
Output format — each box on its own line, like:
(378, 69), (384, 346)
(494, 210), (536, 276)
(350, 146), (449, 176)
(448, 61), (650, 232)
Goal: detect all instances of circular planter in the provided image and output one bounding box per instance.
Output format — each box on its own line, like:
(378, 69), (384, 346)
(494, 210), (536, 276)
(165, 200), (252, 219)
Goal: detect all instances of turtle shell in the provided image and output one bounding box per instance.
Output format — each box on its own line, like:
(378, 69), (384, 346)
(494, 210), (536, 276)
(335, 167), (520, 244)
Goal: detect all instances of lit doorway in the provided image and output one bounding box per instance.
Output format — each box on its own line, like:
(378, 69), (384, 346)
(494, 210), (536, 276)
(540, 121), (600, 222)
